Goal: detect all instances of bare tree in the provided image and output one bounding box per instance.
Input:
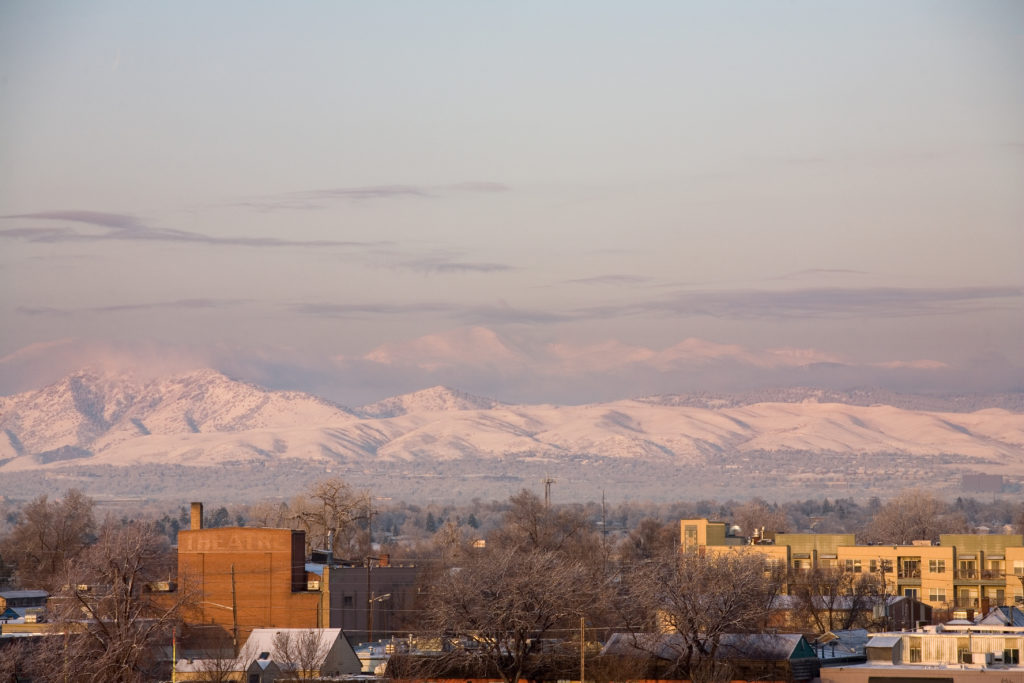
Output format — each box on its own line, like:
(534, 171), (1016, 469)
(732, 498), (790, 540)
(246, 500), (290, 528)
(0, 489), (95, 590)
(864, 489), (967, 544)
(185, 630), (257, 683)
(289, 477), (370, 557)
(790, 567), (884, 632)
(31, 520), (192, 683)
(620, 548), (783, 683)
(490, 490), (600, 564)
(422, 546), (598, 683)
(618, 517), (678, 563)
(272, 629), (328, 681)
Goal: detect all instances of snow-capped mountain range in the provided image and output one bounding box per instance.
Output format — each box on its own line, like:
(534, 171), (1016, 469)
(1, 369), (1023, 479)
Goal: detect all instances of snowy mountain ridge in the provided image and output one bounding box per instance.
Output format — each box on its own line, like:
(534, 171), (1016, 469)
(1, 369), (1023, 481)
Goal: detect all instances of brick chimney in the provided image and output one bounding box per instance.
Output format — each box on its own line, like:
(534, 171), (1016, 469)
(191, 502), (203, 530)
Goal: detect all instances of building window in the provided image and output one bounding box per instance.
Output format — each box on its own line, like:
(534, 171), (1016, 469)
(869, 560), (878, 573)
(928, 559), (945, 574)
(908, 647), (922, 663)
(900, 559), (921, 578)
(342, 595), (353, 608)
(845, 559), (862, 573)
(1014, 560), (1024, 577)
(959, 559), (977, 579)
(1004, 649), (1020, 665)
(684, 525), (698, 549)
(928, 588), (946, 602)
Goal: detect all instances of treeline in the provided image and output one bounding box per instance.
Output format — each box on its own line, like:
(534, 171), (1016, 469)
(0, 484), (1023, 682)
(139, 490), (1024, 553)
(3, 487), (1023, 574)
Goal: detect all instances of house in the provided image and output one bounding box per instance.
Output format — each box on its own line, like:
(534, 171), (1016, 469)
(175, 627), (360, 681)
(769, 593), (932, 631)
(976, 605), (1024, 627)
(243, 628), (362, 679)
(0, 589), (48, 623)
(600, 632), (821, 683)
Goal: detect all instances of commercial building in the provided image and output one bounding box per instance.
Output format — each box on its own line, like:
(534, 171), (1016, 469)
(820, 620), (1024, 683)
(682, 518), (1024, 617)
(176, 503), (419, 649)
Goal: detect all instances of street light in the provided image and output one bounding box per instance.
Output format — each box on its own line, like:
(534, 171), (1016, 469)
(366, 556), (391, 644)
(368, 593), (391, 644)
(199, 599), (238, 655)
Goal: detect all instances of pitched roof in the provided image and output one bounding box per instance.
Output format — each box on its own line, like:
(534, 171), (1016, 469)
(245, 628), (345, 668)
(977, 606), (1024, 627)
(601, 632), (814, 662)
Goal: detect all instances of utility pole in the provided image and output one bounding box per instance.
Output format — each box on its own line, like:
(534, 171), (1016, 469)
(231, 564), (239, 656)
(580, 616), (585, 683)
(543, 475), (555, 507)
(367, 557), (373, 644)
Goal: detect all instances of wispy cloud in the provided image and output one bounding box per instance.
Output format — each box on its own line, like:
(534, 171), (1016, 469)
(289, 300), (566, 325)
(235, 181), (510, 212)
(459, 304), (572, 325)
(396, 256), (515, 274)
(0, 210), (387, 248)
(585, 286), (1024, 320)
(17, 298), (250, 316)
(291, 302), (457, 318)
(769, 268), (868, 281)
(564, 274), (653, 286)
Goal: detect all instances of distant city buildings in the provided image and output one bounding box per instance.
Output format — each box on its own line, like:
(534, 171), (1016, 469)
(683, 518), (1024, 619)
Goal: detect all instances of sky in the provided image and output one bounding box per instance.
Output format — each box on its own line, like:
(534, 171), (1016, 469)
(1, 1), (1022, 406)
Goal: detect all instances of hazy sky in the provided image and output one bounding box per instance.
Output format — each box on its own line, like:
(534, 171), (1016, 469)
(1, 1), (1022, 405)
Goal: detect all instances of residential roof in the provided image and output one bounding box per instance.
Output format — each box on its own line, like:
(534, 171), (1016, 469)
(245, 628), (346, 669)
(977, 606), (1024, 627)
(0, 590), (48, 601)
(601, 632), (815, 662)
(770, 594), (912, 611)
(865, 635), (901, 648)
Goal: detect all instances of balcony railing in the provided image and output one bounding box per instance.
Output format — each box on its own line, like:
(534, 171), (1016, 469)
(898, 568), (922, 579)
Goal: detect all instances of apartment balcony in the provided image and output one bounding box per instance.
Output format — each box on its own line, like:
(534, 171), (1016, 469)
(954, 597), (980, 609)
(897, 568), (922, 585)
(979, 569), (1006, 585)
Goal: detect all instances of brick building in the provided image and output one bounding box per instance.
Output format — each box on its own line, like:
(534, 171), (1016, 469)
(178, 503), (322, 645)
(176, 503), (420, 648)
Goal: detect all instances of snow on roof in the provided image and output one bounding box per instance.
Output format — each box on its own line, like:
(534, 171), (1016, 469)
(602, 632), (811, 661)
(866, 635), (901, 648)
(244, 628), (345, 667)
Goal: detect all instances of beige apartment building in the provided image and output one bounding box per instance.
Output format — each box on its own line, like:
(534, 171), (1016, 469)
(681, 519), (1024, 615)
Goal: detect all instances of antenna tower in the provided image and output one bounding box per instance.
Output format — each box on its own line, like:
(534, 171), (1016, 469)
(543, 474), (556, 507)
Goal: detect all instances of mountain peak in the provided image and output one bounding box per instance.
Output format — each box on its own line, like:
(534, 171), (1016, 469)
(356, 385), (502, 418)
